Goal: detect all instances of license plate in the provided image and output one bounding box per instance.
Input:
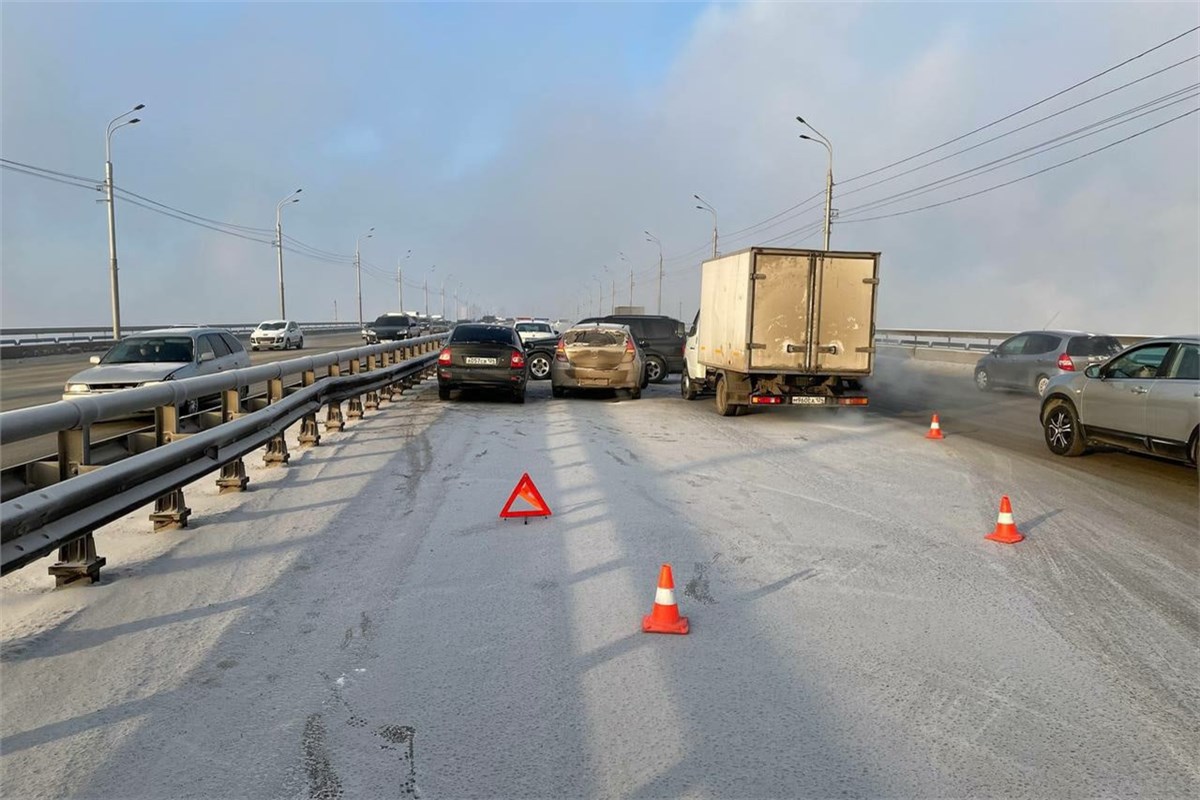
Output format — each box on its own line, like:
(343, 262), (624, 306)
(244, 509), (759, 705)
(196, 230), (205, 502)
(791, 396), (828, 405)
(464, 357), (497, 365)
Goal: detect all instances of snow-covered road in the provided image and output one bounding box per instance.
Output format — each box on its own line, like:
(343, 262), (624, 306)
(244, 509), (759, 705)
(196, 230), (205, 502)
(2, 367), (1196, 799)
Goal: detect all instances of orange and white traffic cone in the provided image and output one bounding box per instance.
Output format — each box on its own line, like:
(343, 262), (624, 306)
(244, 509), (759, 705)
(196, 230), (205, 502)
(984, 495), (1024, 544)
(642, 564), (689, 635)
(925, 413), (945, 439)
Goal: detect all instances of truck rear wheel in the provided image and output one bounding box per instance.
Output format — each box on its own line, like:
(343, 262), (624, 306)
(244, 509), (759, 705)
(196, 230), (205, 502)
(714, 375), (740, 417)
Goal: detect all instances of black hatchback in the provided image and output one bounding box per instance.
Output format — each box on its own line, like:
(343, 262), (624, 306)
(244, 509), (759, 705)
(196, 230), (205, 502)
(437, 324), (528, 403)
(576, 314), (686, 382)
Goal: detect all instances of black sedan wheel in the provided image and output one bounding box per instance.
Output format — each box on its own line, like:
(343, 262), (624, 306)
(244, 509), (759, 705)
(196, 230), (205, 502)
(645, 356), (666, 383)
(1043, 399), (1088, 456)
(527, 352), (552, 380)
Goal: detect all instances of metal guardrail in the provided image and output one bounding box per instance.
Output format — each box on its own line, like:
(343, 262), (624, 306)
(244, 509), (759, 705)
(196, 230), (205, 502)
(0, 334), (446, 585)
(875, 328), (1153, 353)
(0, 322), (360, 347)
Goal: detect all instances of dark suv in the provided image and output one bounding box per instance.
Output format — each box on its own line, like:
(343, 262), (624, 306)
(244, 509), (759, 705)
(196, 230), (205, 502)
(577, 314), (686, 382)
(363, 313), (419, 343)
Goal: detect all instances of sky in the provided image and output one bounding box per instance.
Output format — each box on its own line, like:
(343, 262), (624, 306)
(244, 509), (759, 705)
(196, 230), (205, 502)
(2, 2), (1198, 334)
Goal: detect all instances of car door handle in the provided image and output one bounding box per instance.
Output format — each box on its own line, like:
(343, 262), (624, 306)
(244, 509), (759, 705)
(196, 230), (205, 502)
(1131, 386), (1148, 394)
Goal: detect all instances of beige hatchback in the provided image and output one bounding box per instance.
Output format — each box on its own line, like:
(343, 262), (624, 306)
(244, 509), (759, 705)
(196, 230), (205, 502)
(550, 323), (647, 399)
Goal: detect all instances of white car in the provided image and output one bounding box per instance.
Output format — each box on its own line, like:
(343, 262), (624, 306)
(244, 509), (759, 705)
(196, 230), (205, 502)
(251, 320), (304, 350)
(514, 321), (555, 343)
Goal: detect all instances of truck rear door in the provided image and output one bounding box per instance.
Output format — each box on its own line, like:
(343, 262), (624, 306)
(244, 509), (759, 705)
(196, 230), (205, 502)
(747, 251), (813, 371)
(748, 250), (878, 373)
(814, 254), (878, 374)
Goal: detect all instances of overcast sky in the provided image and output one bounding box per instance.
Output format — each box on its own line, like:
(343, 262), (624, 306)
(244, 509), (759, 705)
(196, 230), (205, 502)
(2, 2), (1197, 333)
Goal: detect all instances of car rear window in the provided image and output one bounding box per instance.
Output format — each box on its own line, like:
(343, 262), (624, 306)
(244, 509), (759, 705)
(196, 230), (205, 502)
(565, 329), (626, 347)
(450, 326), (516, 345)
(1067, 336), (1123, 357)
(374, 315), (410, 326)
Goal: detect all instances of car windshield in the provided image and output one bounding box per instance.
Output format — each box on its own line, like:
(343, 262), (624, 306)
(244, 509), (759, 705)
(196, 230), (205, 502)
(450, 326), (515, 345)
(565, 329), (626, 347)
(101, 336), (195, 364)
(516, 323), (551, 332)
(1067, 336), (1123, 357)
(258, 322), (286, 330)
(373, 316), (408, 326)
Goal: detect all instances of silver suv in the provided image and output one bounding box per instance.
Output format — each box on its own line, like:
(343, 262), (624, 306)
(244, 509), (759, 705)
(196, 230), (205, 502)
(1040, 335), (1198, 465)
(975, 330), (1124, 396)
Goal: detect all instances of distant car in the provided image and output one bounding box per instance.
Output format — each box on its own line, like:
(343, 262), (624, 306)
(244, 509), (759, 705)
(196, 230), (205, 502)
(437, 324), (528, 403)
(550, 323), (646, 400)
(1040, 335), (1198, 465)
(63, 327), (251, 413)
(250, 319), (303, 350)
(514, 320), (555, 343)
(363, 313), (419, 343)
(974, 330), (1125, 396)
(577, 314), (686, 383)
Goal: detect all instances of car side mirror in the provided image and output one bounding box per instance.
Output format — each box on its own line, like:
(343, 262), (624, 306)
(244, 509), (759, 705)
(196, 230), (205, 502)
(1085, 365), (1102, 379)
(199, 351), (215, 363)
(89, 355), (102, 364)
(638, 339), (649, 347)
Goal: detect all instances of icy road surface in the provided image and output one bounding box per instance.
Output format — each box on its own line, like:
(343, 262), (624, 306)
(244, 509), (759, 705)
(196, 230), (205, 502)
(1, 369), (1196, 799)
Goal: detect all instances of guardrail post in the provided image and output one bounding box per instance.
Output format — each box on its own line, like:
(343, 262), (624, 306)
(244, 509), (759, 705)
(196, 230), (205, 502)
(56, 424), (92, 482)
(325, 362), (345, 431)
(263, 378), (291, 465)
(216, 387), (249, 493)
(48, 533), (106, 587)
(378, 350), (394, 402)
(298, 369), (321, 447)
(150, 403), (192, 531)
(364, 354), (380, 410)
(347, 358), (365, 419)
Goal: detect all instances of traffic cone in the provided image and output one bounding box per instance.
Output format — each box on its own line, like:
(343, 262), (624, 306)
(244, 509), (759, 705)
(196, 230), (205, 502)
(642, 564), (689, 635)
(925, 413), (945, 439)
(985, 495), (1024, 544)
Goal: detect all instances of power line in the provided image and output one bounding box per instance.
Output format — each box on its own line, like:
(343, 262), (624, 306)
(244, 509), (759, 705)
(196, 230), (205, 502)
(840, 25), (1200, 185)
(837, 107), (1198, 225)
(112, 186), (273, 234)
(1, 162), (102, 192)
(0, 157), (101, 185)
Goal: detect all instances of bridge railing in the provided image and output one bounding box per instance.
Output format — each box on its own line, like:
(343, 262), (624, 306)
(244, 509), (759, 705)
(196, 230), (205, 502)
(0, 334), (447, 585)
(0, 322), (361, 347)
(875, 328), (1154, 355)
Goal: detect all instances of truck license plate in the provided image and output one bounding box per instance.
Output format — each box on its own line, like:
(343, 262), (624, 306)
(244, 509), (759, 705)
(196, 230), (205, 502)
(791, 396), (827, 405)
(464, 357), (497, 365)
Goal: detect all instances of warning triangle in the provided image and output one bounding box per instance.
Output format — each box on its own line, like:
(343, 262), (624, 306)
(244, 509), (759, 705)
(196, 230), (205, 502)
(500, 473), (552, 519)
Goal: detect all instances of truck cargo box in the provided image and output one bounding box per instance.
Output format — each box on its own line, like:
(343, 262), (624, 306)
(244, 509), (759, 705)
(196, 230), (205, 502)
(697, 247), (879, 375)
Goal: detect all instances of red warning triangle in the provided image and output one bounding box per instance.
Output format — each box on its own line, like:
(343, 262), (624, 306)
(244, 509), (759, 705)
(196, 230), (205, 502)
(500, 472), (552, 519)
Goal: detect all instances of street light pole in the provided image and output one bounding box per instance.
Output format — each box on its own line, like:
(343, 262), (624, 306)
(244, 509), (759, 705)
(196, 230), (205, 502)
(425, 265), (436, 321)
(694, 194), (718, 259)
(104, 103), (144, 340)
(397, 249), (411, 312)
(644, 231), (663, 314)
(797, 116), (834, 251)
(355, 227), (374, 329)
(275, 189), (302, 318)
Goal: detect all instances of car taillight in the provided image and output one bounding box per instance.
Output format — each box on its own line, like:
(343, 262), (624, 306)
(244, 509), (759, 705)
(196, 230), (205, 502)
(438, 347), (452, 366)
(625, 338), (635, 353)
(555, 337), (568, 362)
(1057, 353), (1075, 371)
(750, 395), (783, 405)
(511, 350), (525, 369)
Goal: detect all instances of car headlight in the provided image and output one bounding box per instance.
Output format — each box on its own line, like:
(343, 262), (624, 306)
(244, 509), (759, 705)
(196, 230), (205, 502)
(65, 383), (91, 393)
(139, 380), (164, 387)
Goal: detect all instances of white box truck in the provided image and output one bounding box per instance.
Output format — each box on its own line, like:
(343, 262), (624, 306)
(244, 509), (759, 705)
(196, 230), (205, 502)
(681, 247), (880, 416)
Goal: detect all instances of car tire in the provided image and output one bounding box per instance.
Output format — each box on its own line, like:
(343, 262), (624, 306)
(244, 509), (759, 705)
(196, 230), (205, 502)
(645, 356), (667, 384)
(552, 386), (566, 399)
(681, 372), (699, 401)
(528, 352), (552, 380)
(438, 385), (451, 401)
(251, 346), (259, 351)
(1043, 399), (1088, 457)
(627, 386), (641, 400)
(1036, 374), (1050, 397)
(1189, 429), (1198, 467)
(975, 368), (992, 392)
(296, 337), (304, 350)
(715, 375), (738, 417)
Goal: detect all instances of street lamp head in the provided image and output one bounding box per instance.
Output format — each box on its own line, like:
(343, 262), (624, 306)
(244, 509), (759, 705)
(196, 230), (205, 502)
(290, 198), (300, 204)
(294, 188), (303, 194)
(128, 118), (141, 125)
(695, 205), (704, 210)
(134, 104), (146, 111)
(795, 115), (806, 124)
(799, 134), (813, 141)
(693, 194), (701, 201)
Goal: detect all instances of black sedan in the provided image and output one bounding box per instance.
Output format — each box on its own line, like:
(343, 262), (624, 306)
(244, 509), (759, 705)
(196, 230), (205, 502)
(437, 324), (528, 403)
